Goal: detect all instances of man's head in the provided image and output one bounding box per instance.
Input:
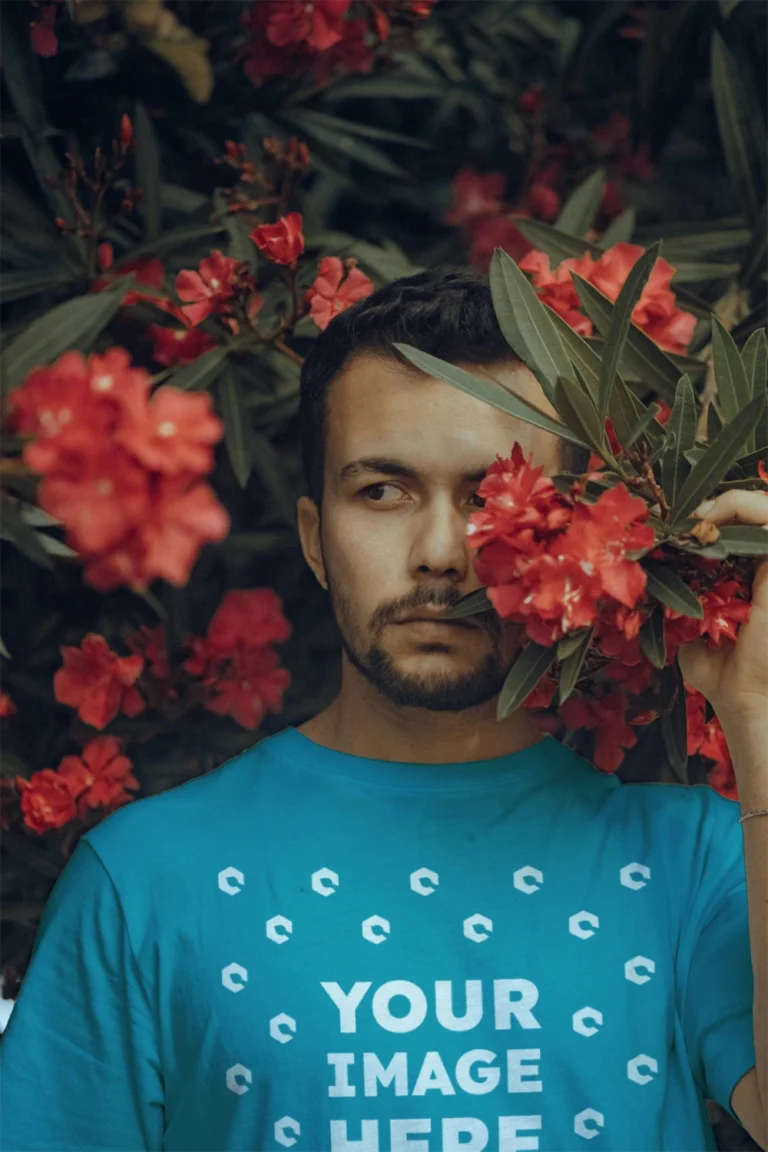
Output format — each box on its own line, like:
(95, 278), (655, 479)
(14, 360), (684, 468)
(297, 266), (587, 713)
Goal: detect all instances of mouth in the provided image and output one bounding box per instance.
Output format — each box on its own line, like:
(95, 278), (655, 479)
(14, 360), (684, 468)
(395, 614), (478, 630)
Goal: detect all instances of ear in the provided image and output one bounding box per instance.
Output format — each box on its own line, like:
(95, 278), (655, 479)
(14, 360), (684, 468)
(297, 495), (327, 590)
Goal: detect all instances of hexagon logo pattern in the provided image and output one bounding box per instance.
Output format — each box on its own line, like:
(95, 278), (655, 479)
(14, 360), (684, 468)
(311, 868), (339, 896)
(217, 866), (245, 895)
(362, 915), (390, 944)
(410, 867), (439, 895)
(221, 962), (248, 993)
(463, 913), (493, 942)
(270, 1013), (297, 1044)
(275, 1116), (301, 1148)
(266, 914), (293, 944)
(226, 1064), (251, 1096)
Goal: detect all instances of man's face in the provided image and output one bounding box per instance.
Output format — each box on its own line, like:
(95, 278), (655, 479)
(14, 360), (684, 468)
(297, 352), (562, 712)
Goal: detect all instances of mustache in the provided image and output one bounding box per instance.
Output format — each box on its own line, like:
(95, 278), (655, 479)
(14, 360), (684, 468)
(371, 587), (501, 638)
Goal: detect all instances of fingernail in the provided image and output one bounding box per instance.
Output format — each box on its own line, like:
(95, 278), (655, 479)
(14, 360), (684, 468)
(695, 499), (715, 516)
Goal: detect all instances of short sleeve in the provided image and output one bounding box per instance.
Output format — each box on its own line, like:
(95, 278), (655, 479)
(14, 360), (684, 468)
(679, 788), (756, 1125)
(0, 839), (164, 1151)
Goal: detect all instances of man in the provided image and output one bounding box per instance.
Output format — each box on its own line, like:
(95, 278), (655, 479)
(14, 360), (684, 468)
(1, 267), (765, 1152)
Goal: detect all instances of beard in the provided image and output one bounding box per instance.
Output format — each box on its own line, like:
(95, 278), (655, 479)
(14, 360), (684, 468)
(326, 567), (513, 713)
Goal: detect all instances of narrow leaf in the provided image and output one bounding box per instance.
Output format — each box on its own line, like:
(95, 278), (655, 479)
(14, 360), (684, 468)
(170, 346), (229, 392)
(497, 642), (558, 720)
(392, 345), (589, 449)
(250, 431), (297, 526)
(661, 374), (697, 504)
(741, 328), (767, 399)
(599, 208), (636, 248)
(623, 403), (662, 449)
(711, 32), (767, 224)
(441, 589), (495, 620)
(554, 376), (607, 455)
(0, 498), (54, 570)
(598, 243), (661, 423)
(711, 316), (751, 424)
(0, 284), (127, 394)
(219, 371), (252, 488)
(572, 276), (681, 401)
(134, 101), (162, 242)
(661, 661), (689, 783)
(555, 169), (606, 236)
(643, 560), (703, 618)
(513, 219), (601, 265)
(558, 627), (594, 704)
(669, 391), (767, 527)
(546, 308), (601, 400)
(639, 604), (666, 669)
(715, 525), (768, 556)
(489, 248), (574, 403)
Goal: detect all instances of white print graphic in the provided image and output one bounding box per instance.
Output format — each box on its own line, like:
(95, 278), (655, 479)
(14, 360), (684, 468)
(275, 1116), (301, 1147)
(410, 868), (439, 895)
(321, 980), (541, 1034)
(221, 962), (248, 993)
(627, 1054), (658, 1085)
(572, 1007), (603, 1037)
(217, 866), (244, 895)
(513, 867), (543, 895)
(464, 914), (493, 942)
(329, 1115), (543, 1151)
(362, 915), (390, 944)
(620, 862), (651, 890)
(569, 910), (599, 939)
(625, 956), (655, 985)
(270, 1012), (297, 1043)
(327, 1049), (542, 1097)
(266, 914), (293, 943)
(574, 1109), (605, 1141)
(226, 1063), (251, 1095)
(312, 868), (340, 896)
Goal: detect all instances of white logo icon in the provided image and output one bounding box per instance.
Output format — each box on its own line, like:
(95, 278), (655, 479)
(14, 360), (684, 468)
(218, 867), (245, 895)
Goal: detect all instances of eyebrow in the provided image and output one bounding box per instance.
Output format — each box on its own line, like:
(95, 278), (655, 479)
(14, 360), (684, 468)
(338, 457), (490, 484)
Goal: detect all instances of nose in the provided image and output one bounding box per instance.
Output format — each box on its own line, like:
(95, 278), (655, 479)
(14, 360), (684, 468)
(408, 494), (473, 583)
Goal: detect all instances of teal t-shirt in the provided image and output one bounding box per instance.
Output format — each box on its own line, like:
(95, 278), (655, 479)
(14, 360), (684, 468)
(0, 729), (755, 1152)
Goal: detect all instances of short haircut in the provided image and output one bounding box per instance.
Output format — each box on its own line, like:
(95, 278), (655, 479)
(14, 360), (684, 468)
(298, 264), (589, 507)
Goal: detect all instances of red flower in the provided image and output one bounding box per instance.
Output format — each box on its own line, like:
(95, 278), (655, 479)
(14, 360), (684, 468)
(665, 575), (750, 660)
(53, 634), (145, 730)
(444, 168), (506, 226)
(559, 690), (637, 772)
(57, 736), (139, 821)
(149, 325), (217, 367)
(467, 216), (532, 270)
(205, 588), (292, 654)
(306, 257), (375, 330)
(0, 692), (16, 719)
(525, 182), (561, 222)
(175, 251), (247, 327)
(202, 645), (291, 729)
(39, 446), (151, 555)
(518, 82), (544, 114)
(92, 256), (170, 310)
(312, 18), (374, 80)
(250, 213), (305, 266)
(114, 386), (224, 475)
(560, 485), (654, 609)
(468, 444), (571, 554)
(29, 4), (58, 56)
(518, 249), (594, 336)
(16, 770), (76, 834)
(263, 0), (350, 50)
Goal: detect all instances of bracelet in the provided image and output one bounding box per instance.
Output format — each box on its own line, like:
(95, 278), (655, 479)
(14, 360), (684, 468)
(738, 809), (768, 824)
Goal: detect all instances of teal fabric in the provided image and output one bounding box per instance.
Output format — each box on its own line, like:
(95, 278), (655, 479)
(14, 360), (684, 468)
(0, 729), (755, 1152)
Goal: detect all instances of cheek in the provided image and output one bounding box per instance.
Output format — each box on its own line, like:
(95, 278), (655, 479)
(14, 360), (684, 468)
(322, 508), (402, 605)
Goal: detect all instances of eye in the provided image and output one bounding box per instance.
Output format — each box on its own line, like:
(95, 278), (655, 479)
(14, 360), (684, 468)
(360, 482), (407, 503)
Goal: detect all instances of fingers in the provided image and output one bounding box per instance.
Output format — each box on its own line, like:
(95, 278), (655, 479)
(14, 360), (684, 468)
(695, 490), (768, 526)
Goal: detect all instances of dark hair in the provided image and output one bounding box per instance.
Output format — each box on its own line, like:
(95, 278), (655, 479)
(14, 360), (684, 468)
(298, 264), (589, 506)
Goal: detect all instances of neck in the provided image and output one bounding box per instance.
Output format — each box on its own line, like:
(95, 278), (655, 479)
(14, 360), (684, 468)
(298, 656), (544, 764)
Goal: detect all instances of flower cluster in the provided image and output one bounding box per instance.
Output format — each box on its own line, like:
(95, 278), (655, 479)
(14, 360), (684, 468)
(470, 444), (753, 776)
(5, 348), (230, 591)
(241, 0), (436, 88)
(14, 736), (139, 835)
(445, 112), (655, 271)
(519, 243), (696, 355)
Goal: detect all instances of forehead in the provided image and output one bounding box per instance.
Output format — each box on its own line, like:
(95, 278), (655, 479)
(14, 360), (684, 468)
(324, 352), (561, 481)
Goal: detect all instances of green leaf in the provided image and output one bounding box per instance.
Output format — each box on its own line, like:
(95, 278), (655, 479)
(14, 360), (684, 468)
(661, 661), (688, 783)
(736, 445), (768, 473)
(545, 308), (601, 400)
(0, 3), (46, 138)
(555, 169), (606, 237)
(669, 391), (766, 527)
(393, 345), (589, 449)
(0, 284), (128, 395)
(0, 269), (79, 304)
(661, 374), (697, 505)
(134, 102), (162, 242)
(623, 403), (662, 449)
(513, 219), (601, 265)
(497, 642), (558, 720)
(441, 589), (495, 620)
(278, 108), (433, 149)
(0, 636), (10, 659)
(0, 498), (54, 570)
(741, 328), (767, 400)
(643, 559), (703, 618)
(488, 248), (574, 404)
(639, 604), (666, 669)
(715, 525), (768, 555)
(599, 208), (636, 248)
(219, 371), (252, 488)
(711, 316), (751, 424)
(554, 376), (607, 455)
(711, 32), (767, 224)
(250, 432), (297, 527)
(170, 346), (229, 392)
(572, 275), (681, 401)
(282, 110), (407, 177)
(558, 627), (594, 704)
(597, 242), (661, 424)
(669, 260), (741, 284)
